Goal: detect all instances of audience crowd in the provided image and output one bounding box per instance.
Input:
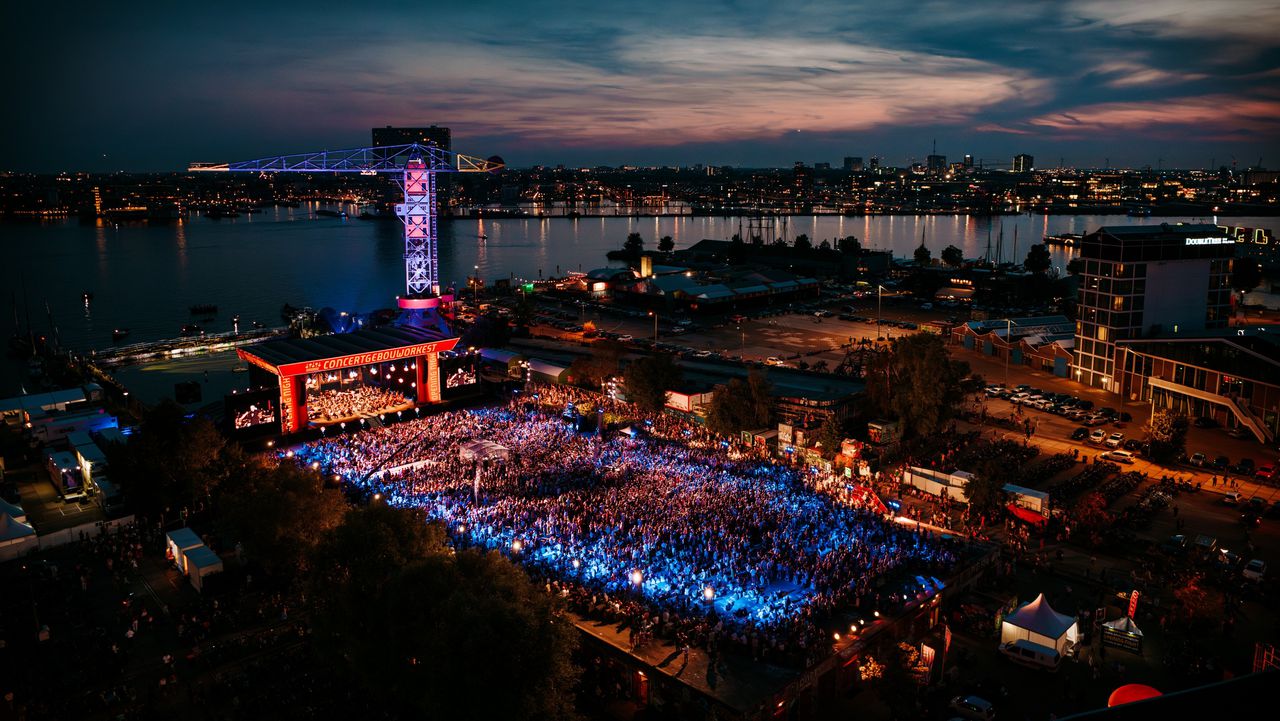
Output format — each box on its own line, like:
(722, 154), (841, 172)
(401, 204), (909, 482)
(292, 392), (960, 666)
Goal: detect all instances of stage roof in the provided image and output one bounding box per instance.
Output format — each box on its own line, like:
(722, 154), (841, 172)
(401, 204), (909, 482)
(240, 325), (459, 377)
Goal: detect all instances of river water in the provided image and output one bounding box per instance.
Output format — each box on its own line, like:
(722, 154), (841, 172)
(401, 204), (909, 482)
(1, 210), (1270, 396)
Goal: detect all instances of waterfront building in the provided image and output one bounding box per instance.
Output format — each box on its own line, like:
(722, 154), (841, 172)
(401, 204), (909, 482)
(1073, 224), (1234, 392)
(1114, 330), (1278, 443)
(1013, 154), (1034, 173)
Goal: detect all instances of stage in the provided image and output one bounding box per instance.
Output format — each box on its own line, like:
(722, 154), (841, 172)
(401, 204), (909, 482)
(234, 325), (468, 434)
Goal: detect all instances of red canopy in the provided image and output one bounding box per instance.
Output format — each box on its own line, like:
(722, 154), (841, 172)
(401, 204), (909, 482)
(1006, 503), (1048, 526)
(1107, 684), (1161, 707)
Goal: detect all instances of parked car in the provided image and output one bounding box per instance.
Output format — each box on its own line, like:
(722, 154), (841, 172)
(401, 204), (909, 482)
(1102, 450), (1136, 464)
(1071, 427), (1089, 441)
(1243, 559), (1267, 582)
(1227, 427), (1249, 439)
(1212, 455), (1230, 471)
(1123, 439), (1143, 452)
(1106, 433), (1124, 448)
(1085, 414), (1109, 426)
(949, 695), (996, 720)
(1232, 458), (1256, 475)
(1000, 639), (1062, 671)
(1089, 429), (1107, 444)
(1189, 452), (1207, 467)
(1257, 464), (1277, 483)
(616, 334), (633, 343)
(765, 356), (786, 366)
(1223, 491), (1243, 505)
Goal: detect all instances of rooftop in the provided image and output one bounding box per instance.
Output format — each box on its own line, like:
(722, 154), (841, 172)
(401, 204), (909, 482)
(240, 324), (455, 372)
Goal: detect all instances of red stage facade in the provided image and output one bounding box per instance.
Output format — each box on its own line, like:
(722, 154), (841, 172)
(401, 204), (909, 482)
(237, 327), (460, 434)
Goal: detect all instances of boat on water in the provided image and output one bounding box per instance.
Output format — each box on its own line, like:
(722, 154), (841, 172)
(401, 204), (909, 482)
(232, 365), (249, 373)
(315, 208), (347, 218)
(112, 328), (131, 342)
(206, 208), (241, 219)
(82, 291), (94, 302)
(190, 304), (218, 315)
(180, 324), (204, 336)
(1127, 207), (1152, 217)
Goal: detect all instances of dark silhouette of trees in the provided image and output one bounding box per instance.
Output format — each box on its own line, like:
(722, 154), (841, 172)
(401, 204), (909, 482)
(658, 235), (674, 253)
(864, 334), (969, 437)
(942, 245), (964, 267)
(622, 232), (644, 255)
(914, 243), (932, 265)
(1024, 243), (1052, 273)
(704, 370), (773, 435)
(623, 354), (682, 413)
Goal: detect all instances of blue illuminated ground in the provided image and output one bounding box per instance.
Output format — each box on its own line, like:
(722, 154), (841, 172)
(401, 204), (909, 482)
(292, 406), (955, 633)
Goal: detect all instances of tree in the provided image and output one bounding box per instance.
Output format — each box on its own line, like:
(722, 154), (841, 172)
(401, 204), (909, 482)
(658, 235), (674, 253)
(963, 454), (1011, 516)
(217, 459), (348, 579)
(837, 235), (861, 255)
(704, 380), (753, 436)
(793, 234), (811, 252)
(703, 370), (771, 436)
(1146, 408), (1189, 463)
(1067, 257), (1085, 275)
(622, 232), (644, 255)
(1232, 257), (1263, 292)
(941, 245), (964, 267)
(746, 369), (773, 428)
(1024, 243), (1052, 273)
(311, 505), (449, 664)
(1072, 491), (1112, 547)
(813, 414), (845, 460)
(818, 239), (832, 252)
(622, 354), (682, 413)
(108, 400), (242, 518)
(913, 243), (932, 266)
(373, 550), (580, 720)
(864, 334), (969, 437)
(568, 339), (625, 388)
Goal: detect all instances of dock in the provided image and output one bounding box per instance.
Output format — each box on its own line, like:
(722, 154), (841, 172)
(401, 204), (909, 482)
(89, 326), (289, 368)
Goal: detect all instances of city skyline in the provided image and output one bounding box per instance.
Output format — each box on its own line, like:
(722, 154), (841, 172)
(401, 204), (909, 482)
(4, 0), (1279, 172)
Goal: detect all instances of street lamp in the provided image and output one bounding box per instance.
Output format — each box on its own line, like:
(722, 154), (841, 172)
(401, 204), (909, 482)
(473, 265), (480, 304)
(648, 310), (659, 344)
(877, 284), (888, 341)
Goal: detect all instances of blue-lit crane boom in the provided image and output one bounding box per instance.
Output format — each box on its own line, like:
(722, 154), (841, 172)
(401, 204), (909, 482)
(190, 144), (502, 299)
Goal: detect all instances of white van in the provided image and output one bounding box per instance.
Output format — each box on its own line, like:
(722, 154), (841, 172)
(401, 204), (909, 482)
(999, 639), (1062, 671)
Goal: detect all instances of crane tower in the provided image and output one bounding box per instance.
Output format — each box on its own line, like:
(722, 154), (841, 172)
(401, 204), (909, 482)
(190, 143), (502, 315)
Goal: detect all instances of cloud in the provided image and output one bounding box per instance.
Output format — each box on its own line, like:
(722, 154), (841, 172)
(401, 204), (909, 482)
(1024, 94), (1280, 138)
(265, 34), (1047, 149)
(1069, 0), (1280, 41)
(1089, 60), (1208, 88)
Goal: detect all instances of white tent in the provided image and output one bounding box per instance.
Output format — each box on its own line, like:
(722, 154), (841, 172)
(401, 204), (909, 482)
(0, 497), (27, 524)
(1001, 593), (1079, 654)
(458, 439), (510, 463)
(0, 511), (38, 562)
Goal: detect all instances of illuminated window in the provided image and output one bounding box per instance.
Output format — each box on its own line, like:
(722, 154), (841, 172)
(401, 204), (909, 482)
(1098, 327), (1109, 341)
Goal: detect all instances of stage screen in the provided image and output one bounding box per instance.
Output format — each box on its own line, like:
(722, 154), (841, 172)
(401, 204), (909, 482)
(226, 388), (280, 431)
(440, 354), (480, 398)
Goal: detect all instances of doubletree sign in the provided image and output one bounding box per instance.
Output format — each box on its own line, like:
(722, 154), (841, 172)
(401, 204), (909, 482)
(1184, 237), (1232, 246)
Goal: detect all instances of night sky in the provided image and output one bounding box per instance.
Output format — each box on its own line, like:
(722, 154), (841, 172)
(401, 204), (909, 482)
(4, 0), (1278, 171)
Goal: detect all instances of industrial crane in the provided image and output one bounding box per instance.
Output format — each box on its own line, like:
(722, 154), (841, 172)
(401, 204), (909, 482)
(190, 143), (502, 325)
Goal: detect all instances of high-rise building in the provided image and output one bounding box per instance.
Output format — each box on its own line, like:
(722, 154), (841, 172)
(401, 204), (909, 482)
(1073, 224), (1235, 391)
(1013, 154), (1034, 173)
(843, 156), (864, 172)
(963, 154), (974, 169)
(926, 154), (947, 172)
(814, 162), (831, 171)
(372, 126), (452, 151)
